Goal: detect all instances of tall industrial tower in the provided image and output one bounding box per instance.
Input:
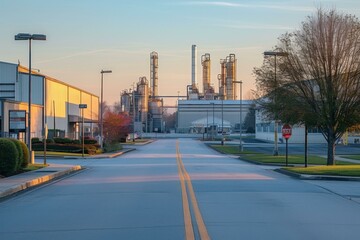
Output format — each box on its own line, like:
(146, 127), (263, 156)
(201, 53), (211, 94)
(150, 51), (159, 98)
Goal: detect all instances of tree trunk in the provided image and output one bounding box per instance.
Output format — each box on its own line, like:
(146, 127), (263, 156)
(327, 130), (336, 165)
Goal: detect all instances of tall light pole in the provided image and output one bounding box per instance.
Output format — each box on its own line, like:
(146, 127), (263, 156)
(208, 102), (215, 140)
(264, 51), (288, 156)
(100, 70), (112, 150)
(15, 33), (46, 159)
(233, 81), (243, 151)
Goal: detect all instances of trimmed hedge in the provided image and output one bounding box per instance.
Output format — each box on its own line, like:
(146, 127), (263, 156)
(53, 137), (73, 144)
(8, 139), (23, 170)
(0, 138), (19, 176)
(31, 137), (42, 144)
(32, 143), (99, 154)
(18, 140), (29, 168)
(84, 138), (98, 144)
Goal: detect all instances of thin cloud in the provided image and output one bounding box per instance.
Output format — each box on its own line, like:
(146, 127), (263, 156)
(36, 48), (150, 64)
(215, 23), (294, 31)
(181, 1), (313, 12)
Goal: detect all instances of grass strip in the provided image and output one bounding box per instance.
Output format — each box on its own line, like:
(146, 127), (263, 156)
(242, 154), (354, 165)
(339, 155), (360, 161)
(284, 165), (360, 177)
(23, 163), (47, 172)
(210, 145), (258, 155)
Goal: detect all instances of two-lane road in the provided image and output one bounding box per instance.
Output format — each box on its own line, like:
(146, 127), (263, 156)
(1, 139), (360, 239)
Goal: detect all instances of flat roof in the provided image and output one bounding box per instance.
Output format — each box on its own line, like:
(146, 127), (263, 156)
(17, 64), (98, 99)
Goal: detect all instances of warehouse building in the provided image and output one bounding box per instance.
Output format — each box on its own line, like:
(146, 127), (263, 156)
(0, 61), (99, 144)
(177, 99), (254, 134)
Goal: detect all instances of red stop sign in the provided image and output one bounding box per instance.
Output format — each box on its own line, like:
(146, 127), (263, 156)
(282, 124), (292, 139)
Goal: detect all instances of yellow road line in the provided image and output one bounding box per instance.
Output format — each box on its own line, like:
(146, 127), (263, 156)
(176, 141), (211, 240)
(176, 142), (195, 240)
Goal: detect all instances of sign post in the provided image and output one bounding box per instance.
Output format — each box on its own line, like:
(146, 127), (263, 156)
(282, 124), (292, 166)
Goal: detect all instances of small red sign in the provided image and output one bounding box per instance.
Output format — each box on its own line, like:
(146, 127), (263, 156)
(282, 124), (292, 139)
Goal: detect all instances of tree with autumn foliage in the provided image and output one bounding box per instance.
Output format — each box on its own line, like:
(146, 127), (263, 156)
(103, 110), (132, 143)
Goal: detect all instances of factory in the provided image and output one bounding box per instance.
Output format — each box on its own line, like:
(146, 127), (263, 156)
(120, 45), (254, 134)
(120, 52), (164, 133)
(0, 61), (99, 143)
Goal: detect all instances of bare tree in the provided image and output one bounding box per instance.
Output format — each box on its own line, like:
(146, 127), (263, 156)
(255, 8), (360, 165)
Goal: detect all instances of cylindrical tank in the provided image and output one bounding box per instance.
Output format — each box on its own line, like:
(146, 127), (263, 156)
(149, 100), (163, 132)
(201, 53), (211, 95)
(225, 54), (236, 100)
(120, 90), (131, 113)
(137, 77), (149, 122)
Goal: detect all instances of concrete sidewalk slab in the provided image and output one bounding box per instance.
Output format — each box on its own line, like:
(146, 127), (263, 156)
(0, 164), (82, 199)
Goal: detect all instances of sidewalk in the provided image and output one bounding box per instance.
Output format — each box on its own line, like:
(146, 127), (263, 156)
(0, 147), (138, 199)
(0, 164), (82, 199)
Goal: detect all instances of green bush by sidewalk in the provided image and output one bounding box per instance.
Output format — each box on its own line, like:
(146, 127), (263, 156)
(0, 138), (19, 176)
(8, 138), (23, 170)
(18, 140), (29, 168)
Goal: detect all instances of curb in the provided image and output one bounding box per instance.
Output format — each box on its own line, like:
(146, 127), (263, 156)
(63, 148), (135, 159)
(0, 165), (82, 199)
(275, 168), (360, 181)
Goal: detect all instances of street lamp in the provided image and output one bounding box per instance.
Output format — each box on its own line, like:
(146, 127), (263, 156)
(211, 102), (215, 140)
(233, 81), (243, 151)
(100, 70), (112, 150)
(15, 33), (46, 161)
(264, 51), (288, 156)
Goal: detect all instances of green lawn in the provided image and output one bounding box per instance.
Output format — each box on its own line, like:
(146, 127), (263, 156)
(284, 165), (360, 177)
(209, 145), (354, 165)
(210, 145), (258, 155)
(23, 163), (48, 172)
(339, 155), (360, 161)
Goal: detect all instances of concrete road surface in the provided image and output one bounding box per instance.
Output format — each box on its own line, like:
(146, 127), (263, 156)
(1, 139), (360, 240)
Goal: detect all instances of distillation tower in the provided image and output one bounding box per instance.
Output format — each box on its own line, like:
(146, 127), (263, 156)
(217, 54), (237, 100)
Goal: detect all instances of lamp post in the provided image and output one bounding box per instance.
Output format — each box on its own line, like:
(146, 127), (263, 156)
(15, 33), (46, 160)
(233, 81), (243, 151)
(100, 70), (112, 150)
(263, 51), (288, 156)
(79, 104), (87, 158)
(211, 102), (215, 140)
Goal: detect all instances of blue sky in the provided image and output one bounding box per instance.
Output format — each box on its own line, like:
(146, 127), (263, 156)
(1, 0), (360, 106)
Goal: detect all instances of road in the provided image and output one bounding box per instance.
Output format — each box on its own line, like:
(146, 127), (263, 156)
(1, 139), (360, 239)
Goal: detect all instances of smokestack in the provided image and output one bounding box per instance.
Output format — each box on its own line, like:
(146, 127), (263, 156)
(191, 45), (197, 87)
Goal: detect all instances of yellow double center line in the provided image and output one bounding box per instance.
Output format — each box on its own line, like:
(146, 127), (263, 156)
(176, 141), (210, 240)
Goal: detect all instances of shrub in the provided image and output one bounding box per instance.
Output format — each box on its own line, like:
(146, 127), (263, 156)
(0, 138), (19, 176)
(32, 143), (82, 153)
(46, 138), (55, 144)
(18, 140), (29, 168)
(72, 139), (81, 144)
(103, 142), (123, 153)
(8, 139), (23, 170)
(31, 137), (42, 144)
(53, 137), (73, 144)
(84, 138), (98, 144)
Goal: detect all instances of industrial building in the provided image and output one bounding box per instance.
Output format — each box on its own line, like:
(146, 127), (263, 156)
(178, 45), (253, 133)
(0, 61), (99, 143)
(120, 45), (254, 134)
(120, 52), (164, 133)
(177, 100), (253, 134)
